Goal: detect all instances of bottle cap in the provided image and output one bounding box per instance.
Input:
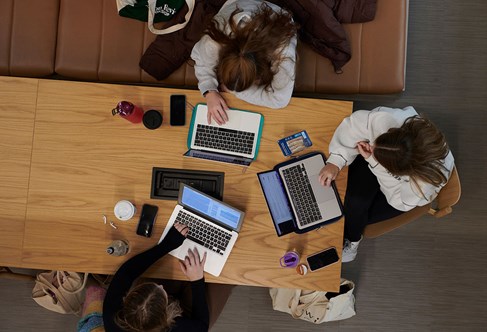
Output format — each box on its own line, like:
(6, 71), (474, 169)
(143, 110), (163, 130)
(112, 101), (134, 116)
(280, 251), (300, 268)
(296, 263), (308, 275)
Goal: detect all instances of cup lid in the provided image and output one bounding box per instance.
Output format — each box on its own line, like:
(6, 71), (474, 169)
(296, 263), (308, 275)
(114, 200), (135, 221)
(143, 110), (163, 130)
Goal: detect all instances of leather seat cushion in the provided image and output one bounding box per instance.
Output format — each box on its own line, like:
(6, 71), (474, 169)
(55, 0), (408, 94)
(0, 0), (60, 77)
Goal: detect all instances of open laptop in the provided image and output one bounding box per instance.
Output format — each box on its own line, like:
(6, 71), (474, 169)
(257, 152), (343, 236)
(159, 183), (245, 277)
(184, 103), (264, 167)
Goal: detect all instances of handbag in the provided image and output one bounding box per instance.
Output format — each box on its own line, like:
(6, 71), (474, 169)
(32, 270), (89, 316)
(91, 273), (113, 289)
(269, 279), (356, 324)
(117, 0), (195, 35)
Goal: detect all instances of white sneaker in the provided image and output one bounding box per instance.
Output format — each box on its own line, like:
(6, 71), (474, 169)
(342, 237), (363, 263)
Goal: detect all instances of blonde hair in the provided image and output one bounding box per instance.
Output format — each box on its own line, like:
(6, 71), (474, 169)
(206, 3), (297, 92)
(114, 282), (182, 332)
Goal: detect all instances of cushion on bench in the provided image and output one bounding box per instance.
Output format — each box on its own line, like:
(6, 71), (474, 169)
(45, 0), (407, 94)
(0, 0), (59, 77)
(294, 0), (408, 94)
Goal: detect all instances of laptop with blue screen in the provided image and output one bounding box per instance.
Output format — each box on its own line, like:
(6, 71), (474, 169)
(257, 152), (343, 236)
(159, 183), (245, 277)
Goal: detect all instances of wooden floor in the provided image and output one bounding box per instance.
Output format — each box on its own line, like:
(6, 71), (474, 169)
(1, 0), (486, 330)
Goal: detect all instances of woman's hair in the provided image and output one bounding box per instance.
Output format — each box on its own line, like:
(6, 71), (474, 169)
(373, 115), (450, 189)
(114, 282), (182, 332)
(206, 4), (297, 92)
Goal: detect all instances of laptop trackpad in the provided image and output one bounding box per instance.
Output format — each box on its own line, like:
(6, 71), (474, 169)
(309, 174), (337, 202)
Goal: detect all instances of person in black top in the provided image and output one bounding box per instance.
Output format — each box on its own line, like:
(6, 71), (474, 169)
(103, 223), (209, 332)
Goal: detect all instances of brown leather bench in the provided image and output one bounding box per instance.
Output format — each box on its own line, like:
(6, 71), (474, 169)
(0, 0), (59, 77)
(0, 0), (408, 94)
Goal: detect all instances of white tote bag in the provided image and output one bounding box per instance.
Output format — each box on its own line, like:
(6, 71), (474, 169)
(32, 271), (88, 316)
(269, 279), (356, 324)
(147, 0), (195, 35)
(116, 0), (195, 35)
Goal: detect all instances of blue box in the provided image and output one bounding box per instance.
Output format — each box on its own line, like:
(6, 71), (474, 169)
(278, 130), (313, 156)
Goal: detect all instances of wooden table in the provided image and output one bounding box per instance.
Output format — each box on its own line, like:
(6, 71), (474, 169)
(0, 76), (352, 291)
(0, 77), (38, 267)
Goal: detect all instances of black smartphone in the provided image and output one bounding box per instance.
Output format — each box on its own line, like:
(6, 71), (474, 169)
(306, 247), (340, 272)
(136, 204), (158, 238)
(170, 94), (186, 126)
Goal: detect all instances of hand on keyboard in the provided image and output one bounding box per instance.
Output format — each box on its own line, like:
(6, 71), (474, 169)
(319, 163), (340, 187)
(179, 247), (207, 281)
(205, 91), (229, 125)
(174, 222), (189, 237)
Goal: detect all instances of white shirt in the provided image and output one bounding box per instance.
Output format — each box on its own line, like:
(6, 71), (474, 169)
(327, 106), (455, 211)
(190, 0), (297, 109)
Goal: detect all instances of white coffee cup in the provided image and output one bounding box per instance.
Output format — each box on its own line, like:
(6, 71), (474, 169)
(114, 200), (136, 221)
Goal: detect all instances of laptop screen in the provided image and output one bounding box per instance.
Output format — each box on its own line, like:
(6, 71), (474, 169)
(180, 185), (244, 232)
(257, 171), (294, 225)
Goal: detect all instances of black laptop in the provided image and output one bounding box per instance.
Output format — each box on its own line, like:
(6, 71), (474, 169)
(257, 152), (343, 236)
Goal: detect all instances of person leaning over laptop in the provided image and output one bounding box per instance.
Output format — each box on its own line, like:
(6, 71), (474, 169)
(318, 106), (455, 263)
(191, 0), (298, 125)
(103, 223), (221, 332)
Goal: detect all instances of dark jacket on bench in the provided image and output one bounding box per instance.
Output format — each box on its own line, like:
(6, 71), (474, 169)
(140, 0), (376, 80)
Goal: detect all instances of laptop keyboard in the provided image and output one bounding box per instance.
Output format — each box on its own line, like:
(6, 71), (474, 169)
(282, 164), (322, 226)
(194, 124), (255, 155)
(175, 210), (232, 256)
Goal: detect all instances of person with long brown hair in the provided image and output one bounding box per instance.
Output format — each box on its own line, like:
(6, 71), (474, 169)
(319, 106), (455, 262)
(191, 0), (298, 125)
(103, 223), (211, 332)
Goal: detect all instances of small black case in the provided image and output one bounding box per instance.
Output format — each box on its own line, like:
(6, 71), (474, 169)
(151, 168), (224, 200)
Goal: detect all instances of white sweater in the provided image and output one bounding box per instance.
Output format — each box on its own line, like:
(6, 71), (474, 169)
(190, 0), (297, 109)
(327, 106), (455, 211)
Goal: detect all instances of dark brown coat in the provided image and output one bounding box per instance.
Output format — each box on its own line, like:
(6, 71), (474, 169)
(140, 0), (376, 80)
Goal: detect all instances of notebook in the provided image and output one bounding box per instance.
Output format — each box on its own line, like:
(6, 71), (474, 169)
(159, 183), (245, 277)
(184, 103), (264, 167)
(257, 152), (343, 236)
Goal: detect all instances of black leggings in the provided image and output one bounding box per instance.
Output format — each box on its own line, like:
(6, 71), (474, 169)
(343, 156), (404, 242)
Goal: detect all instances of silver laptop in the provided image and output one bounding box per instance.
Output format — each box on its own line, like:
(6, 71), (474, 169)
(258, 152), (343, 235)
(159, 183), (245, 277)
(184, 104), (264, 167)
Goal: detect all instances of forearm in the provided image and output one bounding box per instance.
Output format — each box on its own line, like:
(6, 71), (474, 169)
(327, 111), (372, 169)
(190, 278), (209, 328)
(113, 227), (184, 281)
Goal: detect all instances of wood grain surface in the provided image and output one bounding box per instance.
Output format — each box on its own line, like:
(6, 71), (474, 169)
(1, 77), (351, 291)
(0, 77), (38, 266)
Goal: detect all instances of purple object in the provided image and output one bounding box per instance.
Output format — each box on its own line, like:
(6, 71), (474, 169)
(112, 101), (144, 123)
(280, 251), (300, 268)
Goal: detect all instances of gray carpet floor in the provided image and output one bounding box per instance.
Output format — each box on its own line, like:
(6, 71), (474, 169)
(1, 0), (486, 331)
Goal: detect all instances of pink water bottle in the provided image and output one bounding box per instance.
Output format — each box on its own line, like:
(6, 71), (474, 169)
(112, 101), (144, 124)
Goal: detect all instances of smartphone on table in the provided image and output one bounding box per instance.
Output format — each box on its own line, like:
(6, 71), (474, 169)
(170, 94), (186, 126)
(136, 204), (159, 238)
(306, 247), (340, 272)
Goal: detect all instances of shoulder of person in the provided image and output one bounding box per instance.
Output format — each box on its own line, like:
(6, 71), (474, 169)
(367, 106), (418, 125)
(191, 35), (221, 59)
(369, 106), (418, 117)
